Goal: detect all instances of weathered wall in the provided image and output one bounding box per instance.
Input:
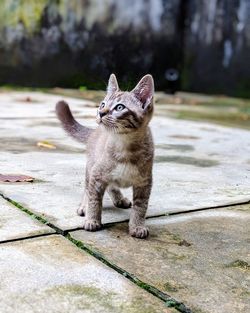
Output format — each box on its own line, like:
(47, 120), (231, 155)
(0, 0), (182, 91)
(184, 0), (250, 97)
(0, 0), (249, 96)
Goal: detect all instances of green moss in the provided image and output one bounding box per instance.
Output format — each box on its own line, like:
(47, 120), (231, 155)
(166, 299), (178, 307)
(45, 284), (177, 313)
(165, 299), (189, 313)
(226, 260), (250, 271)
(41, 285), (117, 312)
(172, 234), (182, 242)
(240, 290), (250, 298)
(0, 191), (190, 313)
(0, 0), (48, 32)
(0, 192), (63, 234)
(169, 253), (186, 261)
(164, 282), (178, 293)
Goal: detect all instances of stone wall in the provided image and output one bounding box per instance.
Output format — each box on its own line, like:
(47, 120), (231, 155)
(0, 0), (249, 96)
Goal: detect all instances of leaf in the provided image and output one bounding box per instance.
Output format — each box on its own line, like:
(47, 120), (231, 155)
(37, 141), (56, 149)
(0, 174), (34, 183)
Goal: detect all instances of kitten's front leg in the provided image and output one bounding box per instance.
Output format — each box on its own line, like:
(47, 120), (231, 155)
(129, 179), (152, 239)
(83, 177), (106, 231)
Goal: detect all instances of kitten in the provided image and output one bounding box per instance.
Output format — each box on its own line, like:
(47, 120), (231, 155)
(56, 74), (154, 238)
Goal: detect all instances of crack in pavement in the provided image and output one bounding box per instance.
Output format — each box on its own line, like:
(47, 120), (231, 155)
(67, 199), (250, 233)
(0, 232), (55, 245)
(2, 192), (249, 312)
(0, 192), (66, 235)
(0, 191), (193, 313)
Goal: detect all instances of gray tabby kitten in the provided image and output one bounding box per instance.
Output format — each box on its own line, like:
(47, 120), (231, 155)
(56, 74), (154, 238)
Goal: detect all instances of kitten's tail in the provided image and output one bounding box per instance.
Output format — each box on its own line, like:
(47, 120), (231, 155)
(56, 101), (93, 143)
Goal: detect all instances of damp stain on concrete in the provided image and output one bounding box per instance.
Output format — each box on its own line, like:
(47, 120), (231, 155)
(28, 116), (94, 128)
(44, 285), (117, 311)
(28, 121), (59, 127)
(38, 284), (169, 313)
(154, 155), (219, 167)
(163, 281), (185, 293)
(169, 135), (200, 140)
(0, 137), (85, 154)
(155, 144), (194, 152)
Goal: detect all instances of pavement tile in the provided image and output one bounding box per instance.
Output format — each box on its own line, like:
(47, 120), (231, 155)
(70, 205), (250, 313)
(0, 234), (175, 313)
(0, 197), (54, 242)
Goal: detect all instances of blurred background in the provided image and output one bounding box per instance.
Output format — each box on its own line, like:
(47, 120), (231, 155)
(0, 0), (249, 97)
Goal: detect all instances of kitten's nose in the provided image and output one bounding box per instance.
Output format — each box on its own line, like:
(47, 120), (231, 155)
(99, 111), (107, 118)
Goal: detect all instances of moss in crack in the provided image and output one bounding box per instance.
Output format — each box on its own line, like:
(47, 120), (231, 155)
(2, 196), (47, 224)
(166, 299), (179, 307)
(0, 193), (63, 234)
(165, 300), (190, 312)
(0, 194), (192, 313)
(67, 234), (191, 313)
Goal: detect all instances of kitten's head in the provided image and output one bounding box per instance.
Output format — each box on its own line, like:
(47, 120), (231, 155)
(96, 74), (154, 134)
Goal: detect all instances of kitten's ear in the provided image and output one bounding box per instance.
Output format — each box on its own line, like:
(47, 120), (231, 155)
(107, 73), (119, 94)
(132, 74), (154, 109)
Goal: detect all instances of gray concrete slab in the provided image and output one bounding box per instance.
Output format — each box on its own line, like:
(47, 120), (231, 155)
(0, 91), (250, 230)
(70, 205), (250, 313)
(0, 91), (96, 119)
(0, 197), (54, 242)
(0, 235), (176, 313)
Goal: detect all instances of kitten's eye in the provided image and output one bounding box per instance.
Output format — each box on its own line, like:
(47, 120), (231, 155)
(100, 102), (105, 109)
(115, 104), (125, 111)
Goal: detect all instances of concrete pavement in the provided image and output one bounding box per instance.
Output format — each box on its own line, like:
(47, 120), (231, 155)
(0, 90), (249, 312)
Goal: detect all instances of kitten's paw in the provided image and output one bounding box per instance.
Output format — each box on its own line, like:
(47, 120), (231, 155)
(77, 207), (85, 216)
(114, 197), (132, 209)
(83, 219), (102, 231)
(129, 226), (149, 239)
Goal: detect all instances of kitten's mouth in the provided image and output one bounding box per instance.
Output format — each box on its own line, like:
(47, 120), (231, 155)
(96, 116), (109, 126)
(98, 117), (110, 126)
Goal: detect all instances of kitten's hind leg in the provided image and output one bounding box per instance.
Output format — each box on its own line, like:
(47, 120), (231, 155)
(77, 190), (88, 216)
(107, 186), (132, 209)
